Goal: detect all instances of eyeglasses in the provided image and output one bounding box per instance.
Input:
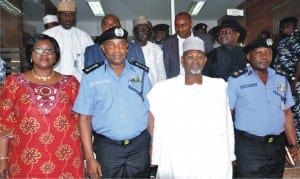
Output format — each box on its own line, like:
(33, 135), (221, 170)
(32, 48), (55, 55)
(217, 30), (236, 36)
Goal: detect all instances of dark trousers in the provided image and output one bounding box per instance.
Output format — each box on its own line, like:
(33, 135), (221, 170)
(93, 131), (151, 178)
(234, 130), (286, 178)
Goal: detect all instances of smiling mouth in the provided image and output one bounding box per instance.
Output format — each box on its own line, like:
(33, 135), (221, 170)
(40, 58), (49, 61)
(258, 61), (270, 65)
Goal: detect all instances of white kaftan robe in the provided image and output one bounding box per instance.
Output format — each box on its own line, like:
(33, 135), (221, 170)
(141, 41), (166, 85)
(148, 75), (235, 179)
(43, 25), (94, 81)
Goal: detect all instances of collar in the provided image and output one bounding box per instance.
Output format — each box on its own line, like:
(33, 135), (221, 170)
(248, 66), (276, 77)
(177, 31), (194, 40)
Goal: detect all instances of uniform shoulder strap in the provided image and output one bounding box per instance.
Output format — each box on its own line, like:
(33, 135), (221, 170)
(275, 69), (287, 77)
(130, 61), (149, 73)
(231, 68), (248, 78)
(82, 62), (104, 74)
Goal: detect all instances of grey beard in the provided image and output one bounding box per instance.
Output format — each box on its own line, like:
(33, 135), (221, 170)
(190, 68), (202, 75)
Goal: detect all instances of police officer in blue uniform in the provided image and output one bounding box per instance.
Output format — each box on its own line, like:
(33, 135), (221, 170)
(73, 27), (152, 178)
(227, 38), (298, 178)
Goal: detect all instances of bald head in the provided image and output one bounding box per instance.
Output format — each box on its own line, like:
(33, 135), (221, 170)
(101, 14), (121, 32)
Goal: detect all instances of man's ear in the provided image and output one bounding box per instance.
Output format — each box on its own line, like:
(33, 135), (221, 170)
(246, 53), (250, 61)
(236, 31), (240, 39)
(180, 56), (184, 66)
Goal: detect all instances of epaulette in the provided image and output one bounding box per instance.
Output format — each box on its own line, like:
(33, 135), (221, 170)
(231, 68), (248, 78)
(275, 69), (287, 76)
(130, 61), (149, 73)
(82, 62), (104, 74)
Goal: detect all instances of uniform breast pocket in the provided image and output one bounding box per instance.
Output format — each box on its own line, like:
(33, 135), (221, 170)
(238, 88), (260, 109)
(94, 88), (114, 112)
(269, 91), (285, 110)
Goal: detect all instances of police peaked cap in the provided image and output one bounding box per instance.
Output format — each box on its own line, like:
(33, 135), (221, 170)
(243, 38), (273, 54)
(97, 27), (128, 44)
(193, 23), (207, 31)
(153, 24), (169, 32)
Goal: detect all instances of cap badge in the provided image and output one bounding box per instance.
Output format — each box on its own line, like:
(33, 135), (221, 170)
(266, 39), (273, 46)
(114, 28), (124, 37)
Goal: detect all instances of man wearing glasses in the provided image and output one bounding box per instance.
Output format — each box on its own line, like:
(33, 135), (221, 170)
(203, 19), (247, 81)
(132, 16), (166, 85)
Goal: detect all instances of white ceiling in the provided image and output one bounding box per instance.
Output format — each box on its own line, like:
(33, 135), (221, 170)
(23, 0), (245, 22)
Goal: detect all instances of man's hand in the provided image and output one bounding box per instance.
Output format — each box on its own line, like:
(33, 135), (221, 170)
(285, 146), (298, 166)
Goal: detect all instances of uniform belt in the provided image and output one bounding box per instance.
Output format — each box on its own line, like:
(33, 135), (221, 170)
(94, 130), (147, 146)
(235, 129), (284, 144)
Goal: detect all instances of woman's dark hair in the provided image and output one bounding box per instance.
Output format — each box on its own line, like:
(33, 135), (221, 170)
(29, 34), (60, 65)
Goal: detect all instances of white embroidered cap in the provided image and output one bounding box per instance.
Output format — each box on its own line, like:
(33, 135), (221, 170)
(43, 15), (58, 25)
(183, 37), (205, 53)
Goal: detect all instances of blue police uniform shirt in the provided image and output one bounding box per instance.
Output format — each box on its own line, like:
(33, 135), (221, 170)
(227, 66), (295, 136)
(73, 60), (151, 140)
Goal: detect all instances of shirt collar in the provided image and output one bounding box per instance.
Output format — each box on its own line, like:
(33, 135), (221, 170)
(177, 31), (194, 40)
(248, 66), (276, 77)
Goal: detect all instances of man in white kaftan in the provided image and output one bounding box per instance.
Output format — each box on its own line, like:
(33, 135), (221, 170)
(43, 0), (93, 81)
(148, 37), (235, 178)
(133, 16), (166, 85)
(141, 41), (166, 85)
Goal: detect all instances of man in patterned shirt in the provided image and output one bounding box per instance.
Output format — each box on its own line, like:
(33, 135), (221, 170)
(273, 16), (300, 144)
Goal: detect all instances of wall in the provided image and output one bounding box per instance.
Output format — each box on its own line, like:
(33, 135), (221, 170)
(0, 0), (23, 74)
(244, 0), (300, 43)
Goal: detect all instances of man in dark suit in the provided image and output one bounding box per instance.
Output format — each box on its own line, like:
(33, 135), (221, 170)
(84, 14), (145, 68)
(163, 12), (213, 79)
(203, 19), (247, 81)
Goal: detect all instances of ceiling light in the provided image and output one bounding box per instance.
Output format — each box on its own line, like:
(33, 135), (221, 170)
(87, 0), (105, 16)
(227, 9), (244, 16)
(188, 0), (206, 16)
(0, 0), (22, 16)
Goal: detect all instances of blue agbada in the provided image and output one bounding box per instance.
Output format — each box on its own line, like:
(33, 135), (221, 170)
(73, 60), (151, 140)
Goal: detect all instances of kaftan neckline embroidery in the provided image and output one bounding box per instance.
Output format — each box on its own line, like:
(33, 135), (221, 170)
(16, 74), (70, 114)
(31, 84), (59, 114)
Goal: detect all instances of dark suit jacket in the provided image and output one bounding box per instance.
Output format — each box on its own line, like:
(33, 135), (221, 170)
(84, 41), (145, 68)
(162, 31), (213, 78)
(203, 45), (247, 81)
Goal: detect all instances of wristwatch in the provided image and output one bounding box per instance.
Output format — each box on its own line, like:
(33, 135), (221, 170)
(288, 144), (299, 149)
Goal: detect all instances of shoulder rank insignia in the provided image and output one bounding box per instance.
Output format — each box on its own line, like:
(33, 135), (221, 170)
(275, 69), (287, 77)
(130, 61), (149, 73)
(82, 62), (104, 74)
(231, 68), (248, 78)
